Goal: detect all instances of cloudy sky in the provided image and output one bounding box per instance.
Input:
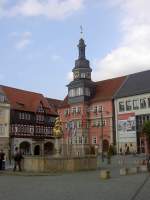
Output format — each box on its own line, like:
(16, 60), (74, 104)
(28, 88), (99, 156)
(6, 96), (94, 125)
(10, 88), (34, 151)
(0, 0), (150, 99)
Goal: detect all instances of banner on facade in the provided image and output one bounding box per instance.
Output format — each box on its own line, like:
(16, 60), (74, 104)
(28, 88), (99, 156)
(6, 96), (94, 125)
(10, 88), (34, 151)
(118, 116), (136, 142)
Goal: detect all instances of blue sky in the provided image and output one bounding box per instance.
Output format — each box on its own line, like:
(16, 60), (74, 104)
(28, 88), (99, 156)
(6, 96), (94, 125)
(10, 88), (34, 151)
(0, 0), (150, 99)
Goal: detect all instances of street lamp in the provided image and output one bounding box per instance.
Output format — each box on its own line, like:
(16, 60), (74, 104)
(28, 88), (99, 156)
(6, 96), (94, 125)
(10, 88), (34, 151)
(100, 109), (104, 162)
(99, 108), (110, 163)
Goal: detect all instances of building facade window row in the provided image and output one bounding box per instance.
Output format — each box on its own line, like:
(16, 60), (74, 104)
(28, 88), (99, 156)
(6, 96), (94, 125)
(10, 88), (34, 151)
(69, 87), (90, 97)
(11, 124), (53, 136)
(69, 136), (89, 144)
(36, 114), (44, 122)
(92, 119), (107, 127)
(11, 124), (34, 134)
(35, 126), (53, 135)
(64, 118), (110, 130)
(19, 112), (31, 120)
(92, 105), (104, 113)
(65, 120), (82, 129)
(64, 107), (81, 116)
(63, 105), (105, 117)
(118, 97), (150, 112)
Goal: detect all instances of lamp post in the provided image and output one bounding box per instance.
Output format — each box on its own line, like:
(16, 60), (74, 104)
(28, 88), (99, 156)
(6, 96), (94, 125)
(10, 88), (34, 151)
(99, 108), (110, 162)
(100, 109), (104, 162)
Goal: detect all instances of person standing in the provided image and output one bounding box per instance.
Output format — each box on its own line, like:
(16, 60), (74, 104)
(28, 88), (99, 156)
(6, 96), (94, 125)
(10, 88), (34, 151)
(0, 150), (5, 170)
(13, 147), (23, 172)
(107, 145), (113, 164)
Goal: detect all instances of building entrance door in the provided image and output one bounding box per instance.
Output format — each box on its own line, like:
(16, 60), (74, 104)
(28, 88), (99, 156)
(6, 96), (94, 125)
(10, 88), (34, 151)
(34, 145), (40, 155)
(103, 139), (109, 152)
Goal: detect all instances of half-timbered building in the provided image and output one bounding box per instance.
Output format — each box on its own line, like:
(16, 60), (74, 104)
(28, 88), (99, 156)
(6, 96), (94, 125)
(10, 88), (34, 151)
(1, 85), (58, 156)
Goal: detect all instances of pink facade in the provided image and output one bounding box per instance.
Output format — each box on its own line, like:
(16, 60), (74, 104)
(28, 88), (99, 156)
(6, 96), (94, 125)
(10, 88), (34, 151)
(88, 100), (113, 149)
(58, 99), (114, 156)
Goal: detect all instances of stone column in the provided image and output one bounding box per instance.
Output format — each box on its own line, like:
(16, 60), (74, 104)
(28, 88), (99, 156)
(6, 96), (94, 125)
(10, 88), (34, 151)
(54, 138), (60, 157)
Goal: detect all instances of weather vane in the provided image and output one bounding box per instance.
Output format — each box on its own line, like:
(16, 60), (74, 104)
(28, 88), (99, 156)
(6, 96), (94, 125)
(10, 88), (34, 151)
(80, 25), (83, 38)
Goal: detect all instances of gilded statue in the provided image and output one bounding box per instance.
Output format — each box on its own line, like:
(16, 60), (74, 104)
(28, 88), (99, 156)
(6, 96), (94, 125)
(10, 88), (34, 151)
(53, 117), (63, 138)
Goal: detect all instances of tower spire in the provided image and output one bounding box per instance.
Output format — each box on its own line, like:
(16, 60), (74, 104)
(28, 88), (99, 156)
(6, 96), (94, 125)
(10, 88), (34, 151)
(78, 26), (86, 59)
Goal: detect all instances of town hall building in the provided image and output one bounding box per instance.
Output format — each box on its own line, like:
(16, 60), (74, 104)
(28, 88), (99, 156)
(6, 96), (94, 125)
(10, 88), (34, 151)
(58, 37), (126, 156)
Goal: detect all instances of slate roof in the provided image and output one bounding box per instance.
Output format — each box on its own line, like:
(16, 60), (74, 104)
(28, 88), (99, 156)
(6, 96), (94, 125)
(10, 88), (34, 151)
(114, 70), (150, 98)
(60, 76), (126, 107)
(1, 85), (57, 115)
(67, 79), (95, 88)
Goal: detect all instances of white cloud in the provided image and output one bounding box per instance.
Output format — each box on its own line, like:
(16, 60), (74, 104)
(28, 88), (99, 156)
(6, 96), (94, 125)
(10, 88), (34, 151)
(13, 31), (32, 50)
(0, 0), (84, 20)
(67, 71), (73, 81)
(93, 0), (150, 81)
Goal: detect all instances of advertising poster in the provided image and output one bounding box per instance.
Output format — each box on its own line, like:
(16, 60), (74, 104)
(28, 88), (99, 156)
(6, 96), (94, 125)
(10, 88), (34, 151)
(118, 116), (137, 143)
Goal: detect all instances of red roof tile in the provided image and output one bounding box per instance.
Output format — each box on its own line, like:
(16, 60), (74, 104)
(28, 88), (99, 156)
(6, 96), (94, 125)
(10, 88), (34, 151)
(46, 98), (63, 113)
(59, 96), (69, 108)
(90, 76), (127, 102)
(1, 85), (57, 115)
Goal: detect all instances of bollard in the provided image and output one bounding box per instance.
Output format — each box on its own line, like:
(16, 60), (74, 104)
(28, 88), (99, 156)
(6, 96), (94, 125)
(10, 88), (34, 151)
(139, 165), (148, 173)
(100, 169), (110, 180)
(120, 168), (128, 176)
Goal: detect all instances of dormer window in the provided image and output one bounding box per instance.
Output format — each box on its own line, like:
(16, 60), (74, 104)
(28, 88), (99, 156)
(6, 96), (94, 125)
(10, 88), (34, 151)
(16, 102), (24, 108)
(36, 114), (44, 122)
(37, 103), (44, 113)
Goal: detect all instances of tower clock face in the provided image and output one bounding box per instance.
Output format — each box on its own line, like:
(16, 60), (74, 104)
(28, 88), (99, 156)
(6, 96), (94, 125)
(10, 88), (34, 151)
(74, 70), (80, 78)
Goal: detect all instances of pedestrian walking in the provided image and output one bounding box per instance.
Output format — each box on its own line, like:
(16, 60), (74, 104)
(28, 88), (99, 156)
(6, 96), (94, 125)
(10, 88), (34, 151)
(107, 145), (113, 164)
(13, 147), (23, 172)
(0, 150), (5, 170)
(120, 147), (123, 155)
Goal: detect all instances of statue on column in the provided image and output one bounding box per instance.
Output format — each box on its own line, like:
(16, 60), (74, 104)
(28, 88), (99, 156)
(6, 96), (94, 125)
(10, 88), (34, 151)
(53, 117), (63, 156)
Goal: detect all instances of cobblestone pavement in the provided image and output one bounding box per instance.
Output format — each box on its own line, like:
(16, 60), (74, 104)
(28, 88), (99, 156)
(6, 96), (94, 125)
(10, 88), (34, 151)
(0, 155), (150, 200)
